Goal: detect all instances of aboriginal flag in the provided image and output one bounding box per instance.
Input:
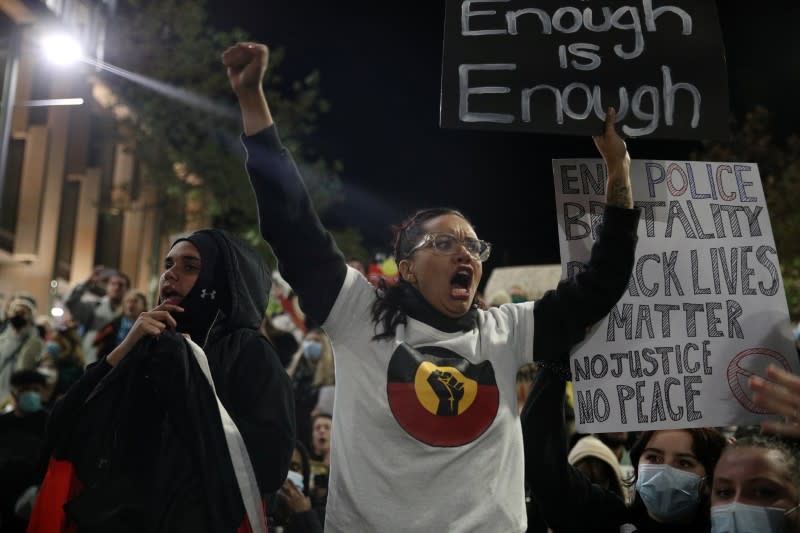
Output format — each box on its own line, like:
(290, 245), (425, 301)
(387, 343), (499, 447)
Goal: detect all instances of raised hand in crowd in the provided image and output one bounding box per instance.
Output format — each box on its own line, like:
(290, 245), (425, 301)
(222, 42), (272, 135)
(750, 365), (800, 438)
(280, 477), (312, 514)
(592, 107), (633, 210)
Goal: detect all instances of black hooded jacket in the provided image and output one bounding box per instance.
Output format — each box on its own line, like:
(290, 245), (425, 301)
(44, 230), (295, 533)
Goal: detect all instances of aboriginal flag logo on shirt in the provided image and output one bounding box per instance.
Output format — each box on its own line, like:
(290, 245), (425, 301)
(387, 343), (499, 447)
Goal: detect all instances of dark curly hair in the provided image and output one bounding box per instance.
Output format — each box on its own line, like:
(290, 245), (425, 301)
(370, 207), (470, 340)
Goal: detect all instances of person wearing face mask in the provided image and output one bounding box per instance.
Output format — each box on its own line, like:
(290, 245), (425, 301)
(523, 361), (727, 533)
(29, 229), (295, 533)
(711, 435), (800, 533)
(626, 429), (727, 531)
(287, 329), (335, 451)
(0, 370), (48, 532)
(44, 325), (85, 400)
(0, 299), (45, 410)
(269, 440), (324, 533)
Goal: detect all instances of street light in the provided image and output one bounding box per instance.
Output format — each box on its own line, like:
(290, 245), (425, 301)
(40, 32), (83, 66)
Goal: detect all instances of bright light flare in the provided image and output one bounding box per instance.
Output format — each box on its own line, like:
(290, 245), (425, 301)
(41, 33), (83, 66)
(50, 306), (64, 318)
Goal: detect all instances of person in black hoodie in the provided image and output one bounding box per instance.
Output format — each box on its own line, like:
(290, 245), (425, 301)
(29, 229), (295, 533)
(222, 42), (639, 532)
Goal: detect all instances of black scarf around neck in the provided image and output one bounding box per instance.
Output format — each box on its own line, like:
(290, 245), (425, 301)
(394, 280), (478, 333)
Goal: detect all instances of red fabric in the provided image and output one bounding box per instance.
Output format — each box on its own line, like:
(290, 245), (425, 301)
(26, 458), (83, 533)
(277, 294), (306, 335)
(92, 323), (115, 347)
(236, 498), (268, 533)
(28, 460), (266, 533)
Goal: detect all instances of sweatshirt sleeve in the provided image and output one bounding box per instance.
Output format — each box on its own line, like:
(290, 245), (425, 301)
(533, 205), (639, 363)
(228, 334), (296, 493)
(242, 127), (347, 326)
(521, 367), (629, 532)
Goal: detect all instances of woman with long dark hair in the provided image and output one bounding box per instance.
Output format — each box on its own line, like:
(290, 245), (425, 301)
(224, 41), (640, 533)
(523, 361), (727, 532)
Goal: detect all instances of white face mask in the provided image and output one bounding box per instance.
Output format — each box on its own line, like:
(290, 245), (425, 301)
(635, 464), (703, 522)
(711, 502), (799, 533)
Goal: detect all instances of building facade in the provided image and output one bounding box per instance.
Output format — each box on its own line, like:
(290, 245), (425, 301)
(0, 0), (167, 317)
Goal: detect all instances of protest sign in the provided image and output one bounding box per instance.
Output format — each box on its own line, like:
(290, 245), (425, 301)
(553, 158), (799, 432)
(484, 264), (561, 303)
(441, 0), (729, 140)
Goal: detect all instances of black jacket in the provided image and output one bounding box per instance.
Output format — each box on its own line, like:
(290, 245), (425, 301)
(45, 230), (295, 532)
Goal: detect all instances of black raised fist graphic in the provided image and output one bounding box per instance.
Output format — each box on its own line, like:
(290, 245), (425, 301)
(427, 369), (465, 416)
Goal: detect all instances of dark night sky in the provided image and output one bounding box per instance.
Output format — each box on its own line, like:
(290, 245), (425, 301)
(210, 1), (800, 277)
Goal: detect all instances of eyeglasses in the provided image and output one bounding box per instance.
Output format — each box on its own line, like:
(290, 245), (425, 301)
(407, 232), (492, 262)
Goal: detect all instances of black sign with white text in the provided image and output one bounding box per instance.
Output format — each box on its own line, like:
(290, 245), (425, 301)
(440, 0), (730, 140)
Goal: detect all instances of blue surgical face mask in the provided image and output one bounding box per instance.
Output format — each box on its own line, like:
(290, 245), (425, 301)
(17, 391), (42, 414)
(287, 470), (304, 492)
(302, 340), (322, 361)
(45, 341), (61, 360)
(635, 464), (703, 522)
(711, 502), (797, 533)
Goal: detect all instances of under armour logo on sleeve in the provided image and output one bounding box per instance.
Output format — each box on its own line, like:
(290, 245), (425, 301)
(200, 289), (216, 300)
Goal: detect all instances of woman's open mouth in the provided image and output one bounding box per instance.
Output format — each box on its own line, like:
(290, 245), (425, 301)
(450, 268), (473, 300)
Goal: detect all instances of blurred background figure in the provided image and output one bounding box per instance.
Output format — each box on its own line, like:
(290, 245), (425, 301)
(34, 316), (53, 343)
(42, 324), (85, 402)
(260, 314), (300, 369)
(269, 272), (307, 343)
(487, 290), (511, 308)
(93, 290), (148, 361)
(0, 293), (38, 336)
(308, 413), (332, 526)
(597, 431), (634, 483)
(311, 384), (335, 420)
(345, 257), (366, 277)
(568, 435), (626, 501)
(64, 265), (130, 366)
(0, 370), (48, 533)
(287, 328), (335, 450)
(508, 284), (529, 304)
(366, 252), (398, 287)
(0, 298), (45, 410)
(269, 441), (323, 533)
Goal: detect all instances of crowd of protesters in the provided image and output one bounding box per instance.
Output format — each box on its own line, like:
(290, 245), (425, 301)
(0, 39), (798, 533)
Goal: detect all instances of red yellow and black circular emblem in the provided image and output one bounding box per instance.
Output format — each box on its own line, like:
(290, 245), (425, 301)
(387, 343), (499, 447)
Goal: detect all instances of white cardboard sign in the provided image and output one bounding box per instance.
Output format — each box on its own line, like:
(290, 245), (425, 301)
(553, 158), (799, 432)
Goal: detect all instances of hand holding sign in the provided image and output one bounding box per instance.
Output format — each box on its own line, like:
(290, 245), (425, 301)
(593, 108), (633, 209)
(750, 365), (800, 438)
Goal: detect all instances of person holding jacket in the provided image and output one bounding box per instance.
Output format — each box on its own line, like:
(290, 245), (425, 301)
(223, 41), (639, 532)
(29, 229), (295, 533)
